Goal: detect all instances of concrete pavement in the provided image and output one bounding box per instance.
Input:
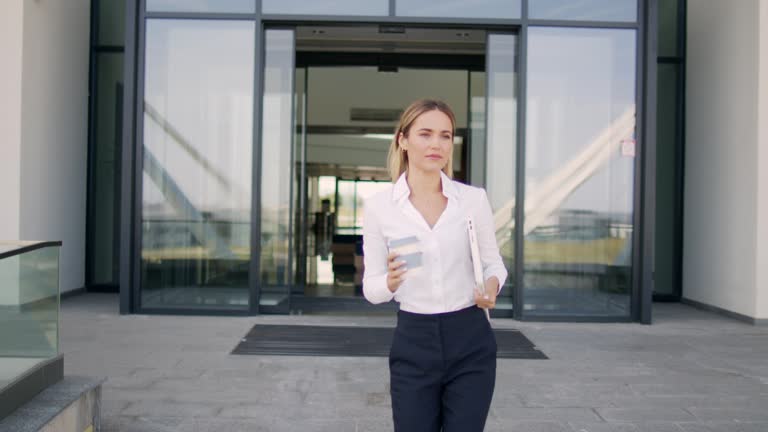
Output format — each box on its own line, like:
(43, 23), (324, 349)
(60, 294), (768, 432)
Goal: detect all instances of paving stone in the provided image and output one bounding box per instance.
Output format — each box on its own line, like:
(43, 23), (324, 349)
(596, 407), (696, 423)
(99, 415), (185, 432)
(568, 423), (642, 432)
(635, 423), (685, 432)
(120, 400), (222, 418)
(100, 398), (130, 416)
(55, 294), (768, 431)
(491, 407), (602, 422)
(356, 417), (394, 432)
(677, 423), (768, 432)
(486, 420), (570, 432)
(688, 408), (768, 422)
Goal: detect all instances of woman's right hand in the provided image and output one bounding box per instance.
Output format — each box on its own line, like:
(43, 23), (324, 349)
(387, 251), (408, 293)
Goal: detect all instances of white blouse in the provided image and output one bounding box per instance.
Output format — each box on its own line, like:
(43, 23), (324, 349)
(362, 171), (508, 314)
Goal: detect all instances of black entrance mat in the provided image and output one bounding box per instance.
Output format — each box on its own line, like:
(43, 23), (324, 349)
(231, 325), (547, 359)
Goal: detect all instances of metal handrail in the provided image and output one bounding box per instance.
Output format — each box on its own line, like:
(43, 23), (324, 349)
(0, 241), (63, 261)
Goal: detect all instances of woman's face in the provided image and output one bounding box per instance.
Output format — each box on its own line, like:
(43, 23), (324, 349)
(399, 109), (453, 176)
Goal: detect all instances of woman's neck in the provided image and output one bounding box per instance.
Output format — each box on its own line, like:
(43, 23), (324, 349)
(406, 167), (442, 198)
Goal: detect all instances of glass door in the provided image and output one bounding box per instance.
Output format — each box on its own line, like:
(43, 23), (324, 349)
(258, 28), (296, 313)
(260, 24), (503, 315)
(483, 33), (518, 318)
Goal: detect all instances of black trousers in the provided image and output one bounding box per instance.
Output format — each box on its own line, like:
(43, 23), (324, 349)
(389, 305), (497, 432)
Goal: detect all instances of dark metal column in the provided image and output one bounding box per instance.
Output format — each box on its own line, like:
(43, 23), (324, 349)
(119, 0), (140, 314)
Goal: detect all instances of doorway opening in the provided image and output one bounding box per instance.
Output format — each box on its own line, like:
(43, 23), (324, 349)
(287, 25), (487, 314)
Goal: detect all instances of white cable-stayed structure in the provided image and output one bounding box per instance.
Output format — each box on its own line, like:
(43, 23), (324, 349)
(494, 107), (636, 250)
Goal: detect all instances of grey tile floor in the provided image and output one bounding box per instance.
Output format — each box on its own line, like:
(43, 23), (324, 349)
(59, 294), (768, 432)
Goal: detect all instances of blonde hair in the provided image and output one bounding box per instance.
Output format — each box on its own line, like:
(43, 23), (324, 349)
(387, 99), (456, 182)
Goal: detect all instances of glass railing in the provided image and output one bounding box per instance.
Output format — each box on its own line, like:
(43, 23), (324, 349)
(0, 241), (61, 397)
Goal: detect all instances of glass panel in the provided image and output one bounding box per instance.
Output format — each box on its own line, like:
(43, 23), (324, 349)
(259, 29), (295, 312)
(0, 244), (60, 393)
(658, 0), (680, 57)
(485, 34), (518, 314)
(529, 0), (637, 22)
(524, 28), (637, 317)
(141, 20), (254, 310)
(97, 0), (125, 46)
(306, 176), (337, 295)
(336, 180), (356, 234)
(469, 71), (486, 186)
(654, 64), (679, 296)
(146, 0), (255, 13)
(263, 0), (387, 16)
(90, 53), (124, 286)
(397, 0), (520, 19)
(304, 178), (389, 297)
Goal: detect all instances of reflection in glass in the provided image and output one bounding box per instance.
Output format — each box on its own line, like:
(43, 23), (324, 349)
(529, 0), (637, 22)
(260, 29), (295, 311)
(654, 64), (679, 296)
(306, 179), (390, 296)
(141, 20), (254, 310)
(146, 0), (255, 13)
(263, 0), (387, 16)
(90, 53), (124, 285)
(485, 34), (518, 313)
(397, 0), (520, 19)
(524, 27), (636, 317)
(336, 180), (356, 233)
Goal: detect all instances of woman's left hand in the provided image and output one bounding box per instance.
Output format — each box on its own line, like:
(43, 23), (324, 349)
(474, 277), (499, 309)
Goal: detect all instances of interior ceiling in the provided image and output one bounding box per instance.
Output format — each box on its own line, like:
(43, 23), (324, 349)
(296, 25), (486, 54)
(297, 25), (480, 178)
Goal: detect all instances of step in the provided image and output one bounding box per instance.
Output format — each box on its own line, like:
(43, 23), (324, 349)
(0, 376), (105, 432)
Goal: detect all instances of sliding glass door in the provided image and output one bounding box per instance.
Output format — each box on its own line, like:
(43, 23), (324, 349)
(139, 19), (255, 311)
(258, 29), (296, 313)
(134, 19), (640, 320)
(484, 33), (518, 317)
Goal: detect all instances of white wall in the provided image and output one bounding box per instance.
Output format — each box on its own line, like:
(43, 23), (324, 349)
(684, 0), (762, 319)
(756, 0), (768, 320)
(0, 0), (24, 242)
(14, 1), (90, 295)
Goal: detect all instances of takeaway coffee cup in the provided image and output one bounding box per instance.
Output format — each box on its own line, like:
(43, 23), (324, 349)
(388, 235), (422, 278)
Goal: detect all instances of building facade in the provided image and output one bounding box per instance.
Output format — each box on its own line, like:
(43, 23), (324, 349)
(116, 0), (658, 322)
(3, 1), (766, 324)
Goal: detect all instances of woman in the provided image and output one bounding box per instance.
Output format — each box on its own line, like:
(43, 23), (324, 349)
(362, 99), (507, 432)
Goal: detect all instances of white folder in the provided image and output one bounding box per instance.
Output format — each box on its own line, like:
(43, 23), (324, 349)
(467, 216), (491, 323)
